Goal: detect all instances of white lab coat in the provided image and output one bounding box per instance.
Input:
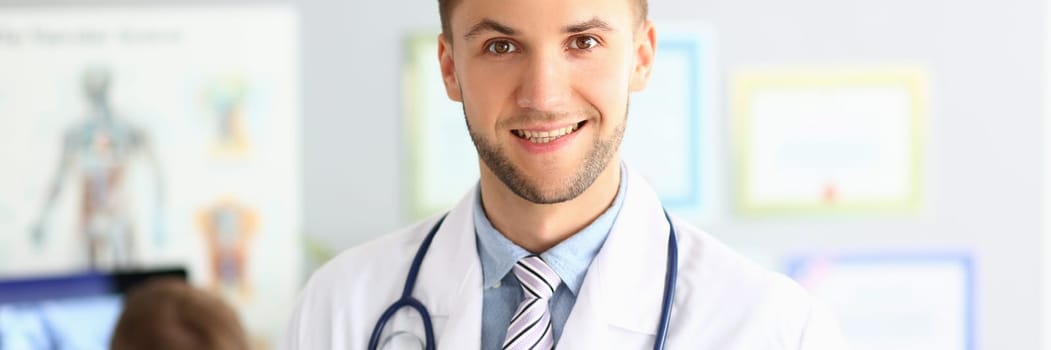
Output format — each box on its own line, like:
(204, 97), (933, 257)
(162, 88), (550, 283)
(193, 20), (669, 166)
(284, 168), (847, 349)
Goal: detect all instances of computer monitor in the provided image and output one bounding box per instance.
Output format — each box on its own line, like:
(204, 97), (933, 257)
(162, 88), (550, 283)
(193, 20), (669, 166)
(0, 268), (186, 350)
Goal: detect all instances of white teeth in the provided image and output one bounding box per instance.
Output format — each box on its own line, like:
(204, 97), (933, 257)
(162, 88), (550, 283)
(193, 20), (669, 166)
(514, 123), (582, 144)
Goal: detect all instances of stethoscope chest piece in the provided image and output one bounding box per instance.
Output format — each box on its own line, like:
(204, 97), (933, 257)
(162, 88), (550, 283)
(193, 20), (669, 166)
(377, 330), (426, 350)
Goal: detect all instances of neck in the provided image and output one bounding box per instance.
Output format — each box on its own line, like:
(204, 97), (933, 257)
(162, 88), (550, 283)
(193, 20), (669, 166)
(479, 157), (621, 254)
(91, 101), (112, 121)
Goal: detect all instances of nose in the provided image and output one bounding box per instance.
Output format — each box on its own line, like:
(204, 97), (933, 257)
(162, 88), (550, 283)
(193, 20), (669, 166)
(515, 51), (570, 111)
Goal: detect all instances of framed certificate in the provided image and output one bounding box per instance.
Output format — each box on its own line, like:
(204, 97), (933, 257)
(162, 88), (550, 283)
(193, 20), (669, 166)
(402, 32), (480, 220)
(732, 67), (927, 215)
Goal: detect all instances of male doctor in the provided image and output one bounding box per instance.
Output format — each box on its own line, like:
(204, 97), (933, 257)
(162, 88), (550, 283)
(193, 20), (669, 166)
(285, 0), (846, 348)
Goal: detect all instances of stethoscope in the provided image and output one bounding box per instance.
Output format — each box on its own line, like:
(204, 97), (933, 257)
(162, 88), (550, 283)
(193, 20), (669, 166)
(368, 210), (679, 350)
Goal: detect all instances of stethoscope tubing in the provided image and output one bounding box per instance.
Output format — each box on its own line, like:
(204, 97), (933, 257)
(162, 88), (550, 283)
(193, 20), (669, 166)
(368, 215), (447, 350)
(653, 210), (678, 350)
(368, 211), (678, 350)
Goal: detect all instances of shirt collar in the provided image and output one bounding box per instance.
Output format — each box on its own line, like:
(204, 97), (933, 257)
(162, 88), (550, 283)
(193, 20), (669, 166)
(474, 163), (629, 295)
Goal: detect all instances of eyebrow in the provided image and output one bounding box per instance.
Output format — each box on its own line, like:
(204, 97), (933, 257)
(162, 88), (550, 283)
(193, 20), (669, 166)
(462, 17), (615, 40)
(562, 17), (614, 34)
(464, 19), (516, 40)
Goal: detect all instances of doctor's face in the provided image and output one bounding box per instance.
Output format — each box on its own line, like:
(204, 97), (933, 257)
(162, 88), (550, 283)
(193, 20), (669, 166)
(438, 0), (654, 204)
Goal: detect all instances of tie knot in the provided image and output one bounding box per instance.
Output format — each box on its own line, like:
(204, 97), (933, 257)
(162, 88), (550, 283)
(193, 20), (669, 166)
(512, 255), (561, 300)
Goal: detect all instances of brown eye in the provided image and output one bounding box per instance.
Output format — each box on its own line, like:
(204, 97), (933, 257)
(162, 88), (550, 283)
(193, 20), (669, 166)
(486, 40), (517, 55)
(570, 36), (598, 50)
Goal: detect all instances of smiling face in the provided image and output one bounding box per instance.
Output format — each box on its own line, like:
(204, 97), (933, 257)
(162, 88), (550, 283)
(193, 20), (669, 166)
(439, 0), (654, 204)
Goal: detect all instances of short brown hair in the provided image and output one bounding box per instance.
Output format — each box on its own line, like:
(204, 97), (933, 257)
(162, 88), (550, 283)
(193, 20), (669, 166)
(110, 278), (249, 350)
(437, 0), (649, 39)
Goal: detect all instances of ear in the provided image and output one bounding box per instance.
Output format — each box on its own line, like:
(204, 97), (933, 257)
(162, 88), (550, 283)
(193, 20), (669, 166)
(438, 33), (463, 102)
(629, 20), (656, 92)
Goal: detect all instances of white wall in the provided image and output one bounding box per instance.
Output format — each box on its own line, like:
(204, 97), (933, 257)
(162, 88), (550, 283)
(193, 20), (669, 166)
(1044, 0), (1051, 348)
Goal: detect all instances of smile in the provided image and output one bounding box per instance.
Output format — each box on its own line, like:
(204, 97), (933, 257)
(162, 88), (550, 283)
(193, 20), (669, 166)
(512, 121), (587, 144)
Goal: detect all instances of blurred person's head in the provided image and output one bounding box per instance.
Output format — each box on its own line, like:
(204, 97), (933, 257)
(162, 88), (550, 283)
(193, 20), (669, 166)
(110, 278), (248, 350)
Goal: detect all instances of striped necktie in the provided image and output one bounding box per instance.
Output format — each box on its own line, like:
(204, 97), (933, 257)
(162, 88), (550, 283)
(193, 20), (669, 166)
(503, 255), (561, 350)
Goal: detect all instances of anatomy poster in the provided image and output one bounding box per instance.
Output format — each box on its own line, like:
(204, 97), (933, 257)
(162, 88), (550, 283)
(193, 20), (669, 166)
(0, 6), (301, 346)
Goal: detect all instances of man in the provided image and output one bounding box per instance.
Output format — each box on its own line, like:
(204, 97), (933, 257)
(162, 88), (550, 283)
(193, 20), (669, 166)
(285, 0), (846, 348)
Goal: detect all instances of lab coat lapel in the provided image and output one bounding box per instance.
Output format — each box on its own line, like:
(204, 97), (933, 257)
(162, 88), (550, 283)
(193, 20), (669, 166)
(559, 168), (671, 346)
(555, 263), (610, 349)
(411, 188), (483, 349)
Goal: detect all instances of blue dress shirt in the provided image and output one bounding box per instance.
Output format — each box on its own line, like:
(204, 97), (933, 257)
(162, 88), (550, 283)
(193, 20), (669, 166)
(473, 165), (628, 348)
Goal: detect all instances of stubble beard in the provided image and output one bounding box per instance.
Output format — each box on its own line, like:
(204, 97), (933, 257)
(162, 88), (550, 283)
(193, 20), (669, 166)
(465, 104), (627, 205)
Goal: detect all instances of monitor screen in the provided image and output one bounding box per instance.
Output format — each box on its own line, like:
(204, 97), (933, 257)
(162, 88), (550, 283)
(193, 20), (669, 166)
(0, 269), (185, 350)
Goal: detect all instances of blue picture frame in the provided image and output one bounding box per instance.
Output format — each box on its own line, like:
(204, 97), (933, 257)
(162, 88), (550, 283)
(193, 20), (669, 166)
(785, 253), (975, 350)
(621, 26), (715, 216)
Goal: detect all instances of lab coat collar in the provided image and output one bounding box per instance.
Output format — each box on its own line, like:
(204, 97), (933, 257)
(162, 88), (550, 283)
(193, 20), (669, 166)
(409, 166), (673, 347)
(559, 166), (674, 346)
(412, 186), (483, 349)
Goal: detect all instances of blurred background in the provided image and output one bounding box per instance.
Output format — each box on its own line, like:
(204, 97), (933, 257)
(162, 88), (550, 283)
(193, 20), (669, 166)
(0, 0), (1046, 349)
